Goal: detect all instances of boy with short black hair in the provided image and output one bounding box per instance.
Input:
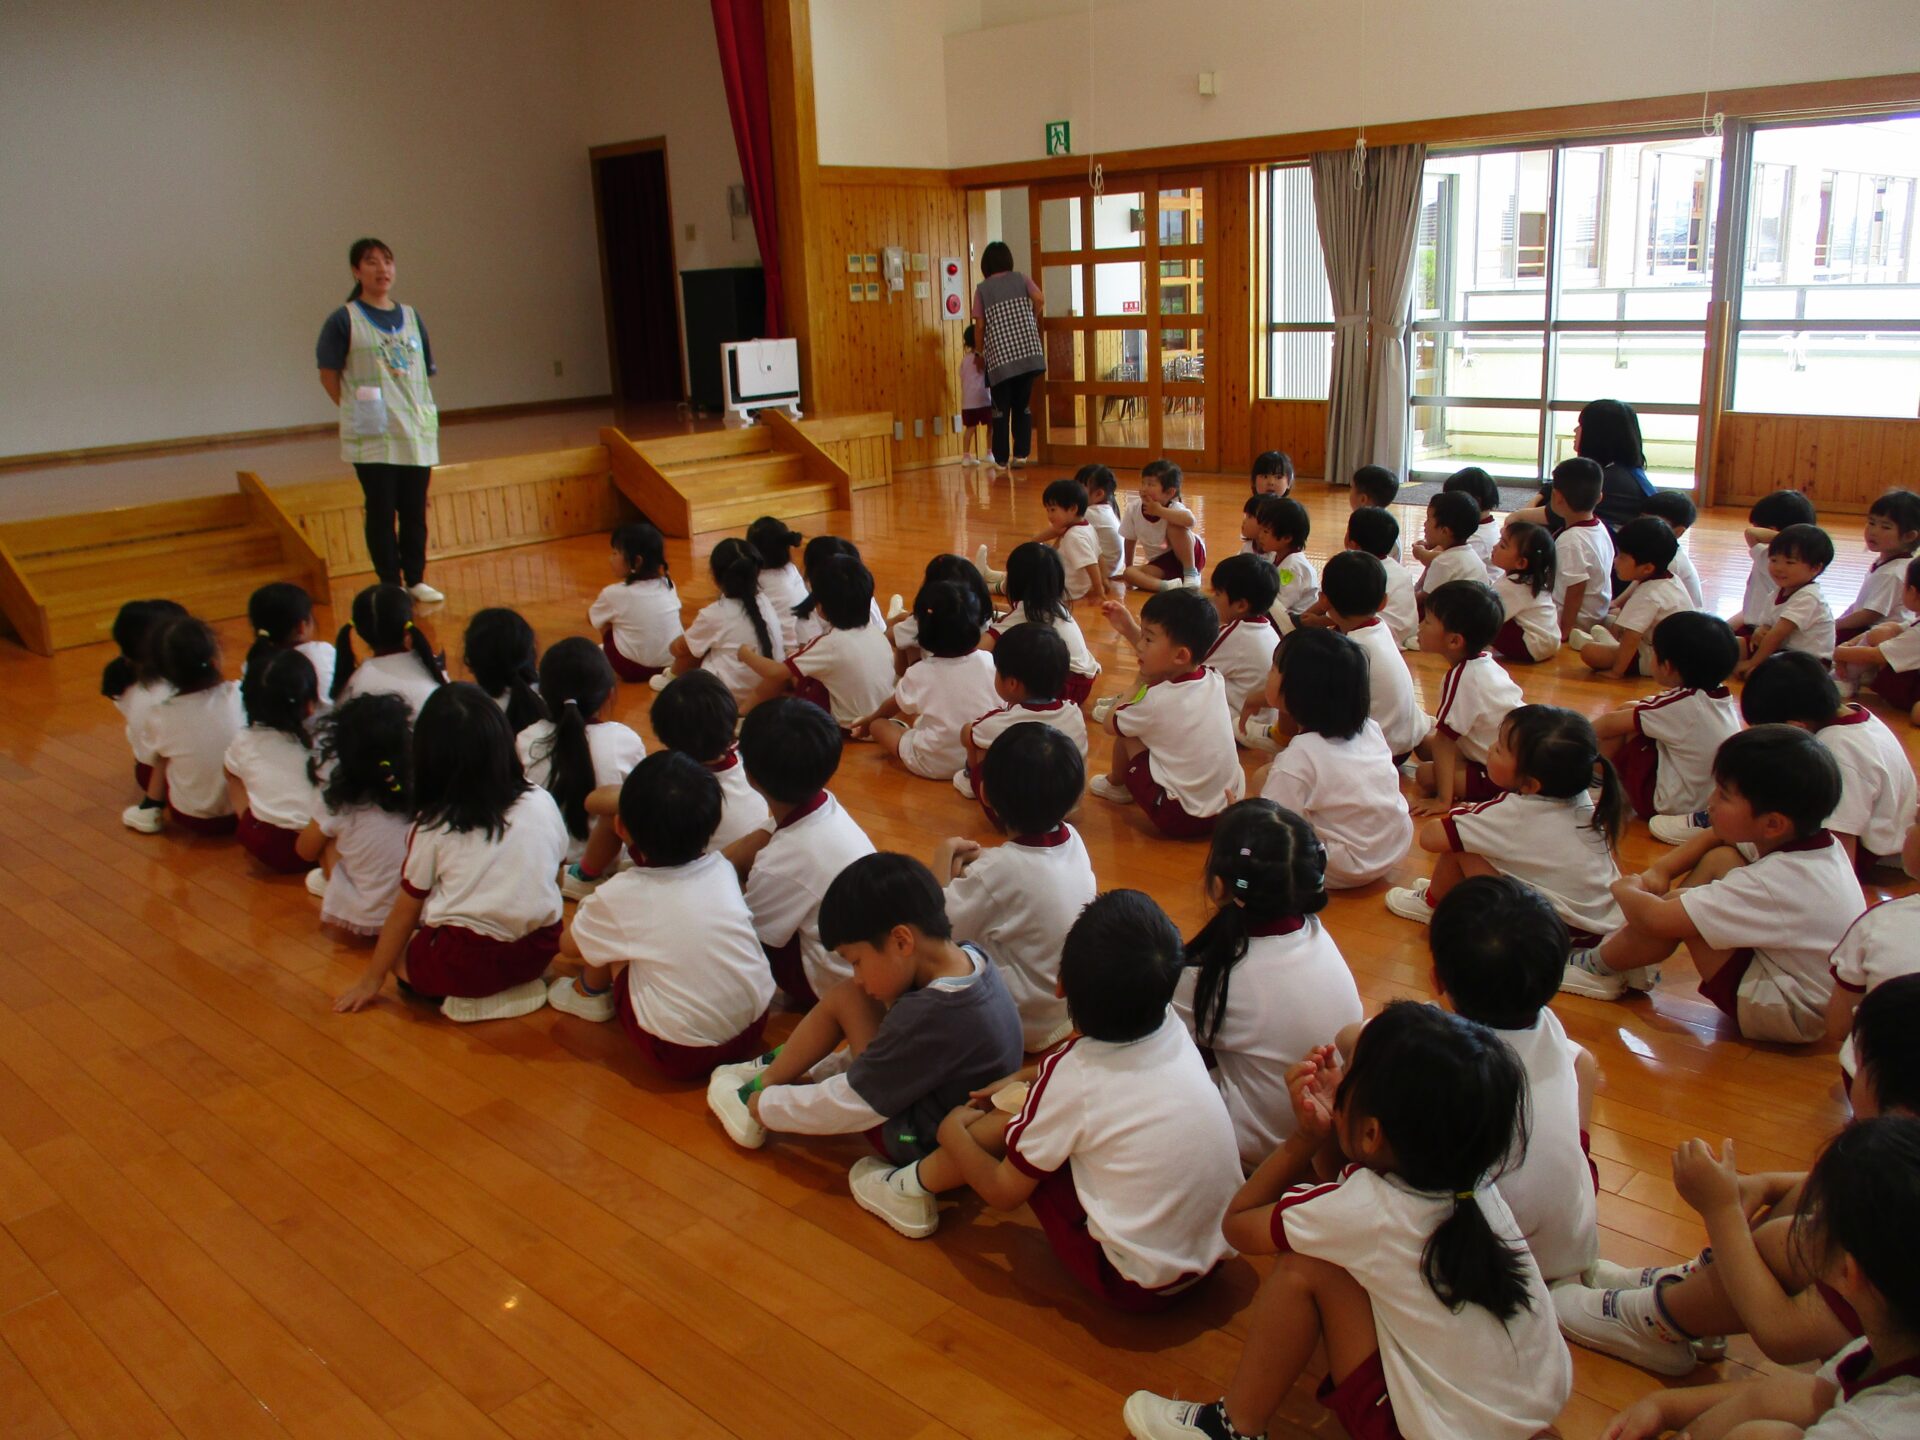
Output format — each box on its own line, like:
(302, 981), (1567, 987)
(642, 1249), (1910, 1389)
(1349, 464), (1404, 564)
(935, 724), (1096, 1051)
(732, 697), (876, 1007)
(1738, 652), (1918, 869)
(1836, 554), (1920, 722)
(1251, 496), (1319, 618)
(1569, 726), (1865, 1038)
(1198, 554), (1281, 727)
(959, 623), (1087, 814)
(1549, 457), (1615, 639)
(1415, 490), (1490, 601)
(1836, 488), (1920, 640)
(1735, 489), (1819, 635)
(1442, 466), (1502, 572)
(1738, 523), (1838, 675)
(1411, 580), (1522, 814)
(707, 852), (1025, 1166)
(1641, 489), (1704, 608)
(1120, 462), (1205, 592)
(978, 477), (1107, 606)
(846, 889), (1242, 1314)
(1575, 516), (1691, 678)
(550, 753), (776, 1077)
(1091, 589), (1245, 838)
(1430, 876), (1599, 1285)
(1345, 505), (1418, 645)
(1596, 610), (1742, 823)
(1311, 550), (1426, 759)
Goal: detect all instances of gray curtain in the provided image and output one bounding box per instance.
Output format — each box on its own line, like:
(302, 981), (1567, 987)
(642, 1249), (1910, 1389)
(1311, 151), (1371, 490)
(1365, 143), (1427, 476)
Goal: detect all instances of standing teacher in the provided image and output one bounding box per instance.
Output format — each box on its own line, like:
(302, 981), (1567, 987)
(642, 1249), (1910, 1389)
(316, 237), (443, 604)
(972, 241), (1046, 471)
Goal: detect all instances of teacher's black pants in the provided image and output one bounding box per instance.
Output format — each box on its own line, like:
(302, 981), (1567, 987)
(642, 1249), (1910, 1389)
(354, 463), (432, 588)
(990, 370), (1038, 466)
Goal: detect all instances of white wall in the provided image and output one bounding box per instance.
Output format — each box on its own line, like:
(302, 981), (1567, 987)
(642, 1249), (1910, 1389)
(811, 0), (978, 168)
(937, 0), (1920, 169)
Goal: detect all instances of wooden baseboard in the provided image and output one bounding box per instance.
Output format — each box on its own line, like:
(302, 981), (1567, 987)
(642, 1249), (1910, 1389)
(0, 395), (615, 474)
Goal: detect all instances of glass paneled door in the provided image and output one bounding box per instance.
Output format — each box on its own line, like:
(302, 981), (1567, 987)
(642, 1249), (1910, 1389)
(1027, 172), (1215, 470)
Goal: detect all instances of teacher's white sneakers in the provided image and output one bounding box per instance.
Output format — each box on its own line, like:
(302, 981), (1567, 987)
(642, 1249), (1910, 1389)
(408, 581), (444, 604)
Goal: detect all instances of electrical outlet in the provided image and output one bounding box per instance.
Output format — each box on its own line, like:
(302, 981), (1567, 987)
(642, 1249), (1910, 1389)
(913, 418), (925, 438)
(892, 421), (904, 441)
(932, 415), (945, 435)
(552, 359), (563, 376)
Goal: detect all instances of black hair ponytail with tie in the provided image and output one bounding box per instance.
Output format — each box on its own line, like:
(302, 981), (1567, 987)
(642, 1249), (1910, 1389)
(711, 538), (775, 658)
(332, 584), (446, 702)
(1499, 705), (1624, 848)
(532, 637), (617, 839)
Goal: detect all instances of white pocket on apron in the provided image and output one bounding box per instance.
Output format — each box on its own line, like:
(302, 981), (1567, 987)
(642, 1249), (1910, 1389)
(352, 385), (388, 438)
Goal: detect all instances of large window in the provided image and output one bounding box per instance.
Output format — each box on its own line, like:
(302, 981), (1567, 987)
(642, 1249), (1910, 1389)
(1263, 165), (1334, 400)
(1730, 117), (1920, 418)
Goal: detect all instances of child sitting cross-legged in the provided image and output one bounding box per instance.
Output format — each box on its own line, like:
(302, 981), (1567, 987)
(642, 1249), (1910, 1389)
(705, 852), (1025, 1174)
(1836, 487), (1920, 641)
(1487, 519), (1559, 664)
(1250, 496), (1320, 622)
(986, 542), (1102, 708)
(1737, 522), (1838, 675)
(736, 553), (894, 731)
(1119, 461), (1206, 592)
(1574, 516), (1692, 678)
(1258, 628), (1412, 890)
(860, 580), (1001, 780)
(1091, 589), (1247, 838)
(1567, 725), (1865, 1035)
(935, 724), (1096, 1053)
(295, 693), (413, 940)
(1344, 505), (1418, 645)
(126, 615), (246, 836)
(848, 889), (1244, 1315)
(1414, 490), (1491, 604)
(226, 640), (320, 872)
(1390, 706), (1627, 953)
(1547, 457), (1616, 641)
(1106, 556), (1278, 740)
(1176, 800), (1363, 1171)
(1120, 1001), (1571, 1440)
(1835, 555), (1920, 723)
(1298, 549), (1427, 761)
(547, 753), (774, 1078)
(1595, 610), (1743, 826)
(589, 522), (681, 684)
(1409, 580), (1524, 815)
(956, 624), (1087, 824)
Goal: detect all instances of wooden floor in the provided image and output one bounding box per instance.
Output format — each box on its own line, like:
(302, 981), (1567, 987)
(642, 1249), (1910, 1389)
(0, 464), (1911, 1440)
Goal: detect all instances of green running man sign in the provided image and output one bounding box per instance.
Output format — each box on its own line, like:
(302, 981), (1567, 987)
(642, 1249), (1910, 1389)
(1045, 120), (1071, 156)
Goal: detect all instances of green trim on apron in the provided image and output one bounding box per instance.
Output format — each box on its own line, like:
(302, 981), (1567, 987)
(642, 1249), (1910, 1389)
(340, 302), (440, 466)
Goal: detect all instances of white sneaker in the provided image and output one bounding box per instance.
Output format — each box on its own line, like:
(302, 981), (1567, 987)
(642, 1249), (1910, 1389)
(648, 672), (673, 693)
(1624, 965), (1662, 992)
(885, 593), (906, 622)
(1237, 714), (1279, 752)
(1560, 948), (1627, 1000)
(1553, 1283), (1699, 1377)
(1009, 456), (1029, 469)
(1567, 628), (1594, 650)
(305, 867), (329, 899)
(1121, 1392), (1222, 1439)
(952, 768), (974, 798)
(561, 864), (605, 902)
(709, 1052), (776, 1092)
(959, 454), (980, 467)
(1586, 1256), (1696, 1291)
(1089, 774), (1133, 804)
(1091, 694), (1121, 726)
(1649, 811), (1710, 845)
(407, 582), (445, 605)
(122, 802), (164, 834)
(441, 978), (548, 1024)
(706, 1069), (768, 1148)
(974, 543), (992, 575)
(547, 976), (615, 1022)
(848, 1157), (939, 1239)
(1384, 879), (1434, 924)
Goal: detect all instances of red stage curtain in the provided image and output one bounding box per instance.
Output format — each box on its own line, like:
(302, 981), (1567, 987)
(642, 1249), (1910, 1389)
(711, 0), (784, 337)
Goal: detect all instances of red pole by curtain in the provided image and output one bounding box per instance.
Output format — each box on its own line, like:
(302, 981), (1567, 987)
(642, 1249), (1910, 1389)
(711, 0), (784, 338)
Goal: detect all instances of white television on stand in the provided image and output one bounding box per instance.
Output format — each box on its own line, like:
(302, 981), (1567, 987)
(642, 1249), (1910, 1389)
(720, 338), (802, 426)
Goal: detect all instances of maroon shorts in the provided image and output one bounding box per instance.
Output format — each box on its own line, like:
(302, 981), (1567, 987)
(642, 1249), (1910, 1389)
(764, 938), (818, 1009)
(237, 810), (308, 874)
(1026, 1168), (1211, 1313)
(1144, 535), (1207, 580)
(1872, 664), (1920, 710)
(1122, 749), (1219, 839)
(1491, 618), (1542, 664)
(134, 761), (154, 791)
(1615, 732), (1662, 820)
(1698, 946), (1756, 1022)
(1062, 672), (1094, 706)
(405, 921), (560, 999)
(789, 671), (834, 717)
(167, 806), (238, 836)
(961, 406), (992, 429)
(601, 630), (662, 684)
(1316, 1351), (1403, 1440)
(1457, 758), (1501, 804)
(615, 982), (768, 1081)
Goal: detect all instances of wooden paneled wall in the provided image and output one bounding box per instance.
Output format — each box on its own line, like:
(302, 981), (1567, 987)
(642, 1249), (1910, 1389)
(1213, 166), (1257, 476)
(808, 174), (971, 472)
(1714, 412), (1920, 514)
(797, 413), (895, 489)
(1251, 399), (1330, 483)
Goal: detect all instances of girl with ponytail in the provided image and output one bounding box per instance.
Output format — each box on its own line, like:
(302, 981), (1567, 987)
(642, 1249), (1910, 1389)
(102, 598), (187, 793)
(1124, 1000), (1569, 1440)
(669, 537), (786, 707)
(1395, 704), (1626, 949)
(515, 637), (645, 865)
(246, 582), (336, 700)
(590, 522), (682, 683)
(296, 693), (415, 940)
(331, 583), (446, 717)
(225, 645), (321, 872)
(462, 607), (546, 733)
(1174, 799), (1361, 1170)
(123, 616), (246, 837)
(746, 515), (807, 651)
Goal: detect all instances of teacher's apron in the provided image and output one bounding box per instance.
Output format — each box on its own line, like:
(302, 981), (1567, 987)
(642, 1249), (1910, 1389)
(339, 302), (440, 467)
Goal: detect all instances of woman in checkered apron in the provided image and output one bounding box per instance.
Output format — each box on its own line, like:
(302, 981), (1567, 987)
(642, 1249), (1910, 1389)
(970, 242), (1047, 471)
(315, 238), (444, 604)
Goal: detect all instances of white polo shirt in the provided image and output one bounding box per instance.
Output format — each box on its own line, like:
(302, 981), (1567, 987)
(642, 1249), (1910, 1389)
(1553, 520), (1615, 628)
(945, 826), (1098, 1050)
(743, 791), (876, 997)
(684, 594), (788, 706)
(516, 718), (648, 862)
(1757, 581), (1837, 660)
(1118, 498), (1197, 564)
(992, 610), (1101, 680)
(115, 678), (173, 765)
(313, 802), (411, 938)
(340, 652), (442, 719)
(1881, 620), (1920, 673)
(1432, 654), (1524, 767)
(1379, 556), (1420, 646)
(1670, 544), (1705, 608)
(1492, 1009), (1599, 1285)
(1262, 722), (1412, 889)
(139, 683), (245, 819)
(787, 623), (896, 728)
(1114, 668), (1247, 819)
(758, 563), (809, 655)
(1420, 544), (1490, 594)
(1631, 686), (1742, 816)
(1612, 574), (1693, 671)
(1469, 514), (1499, 568)
(1087, 501), (1124, 577)
(1494, 576), (1560, 662)
(704, 751), (771, 852)
(1806, 1337), (1920, 1438)
(1443, 792), (1624, 939)
(1055, 521), (1103, 601)
(296, 641), (338, 702)
(1172, 918), (1363, 1169)
(1853, 552), (1915, 623)
(1274, 551), (1319, 614)
(223, 726), (318, 831)
(589, 577), (684, 670)
(895, 651), (1002, 779)
(969, 699), (1089, 759)
(1202, 616), (1278, 715)
(1272, 1166), (1570, 1440)
(1348, 619), (1428, 758)
(570, 851), (774, 1047)
(400, 786), (568, 941)
(1680, 832), (1863, 1044)
(1005, 1015), (1243, 1291)
(1830, 894), (1920, 1078)
(1816, 705), (1919, 857)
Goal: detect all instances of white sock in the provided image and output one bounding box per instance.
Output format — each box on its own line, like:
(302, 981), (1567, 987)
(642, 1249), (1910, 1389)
(891, 1161), (930, 1198)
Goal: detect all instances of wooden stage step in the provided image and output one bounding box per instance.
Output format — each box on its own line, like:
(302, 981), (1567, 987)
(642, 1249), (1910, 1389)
(605, 415), (860, 538)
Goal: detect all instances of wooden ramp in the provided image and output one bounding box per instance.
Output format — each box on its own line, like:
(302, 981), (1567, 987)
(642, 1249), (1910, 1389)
(0, 474), (331, 655)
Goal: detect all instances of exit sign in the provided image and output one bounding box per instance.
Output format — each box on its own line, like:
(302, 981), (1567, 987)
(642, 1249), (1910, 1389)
(1045, 120), (1071, 156)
